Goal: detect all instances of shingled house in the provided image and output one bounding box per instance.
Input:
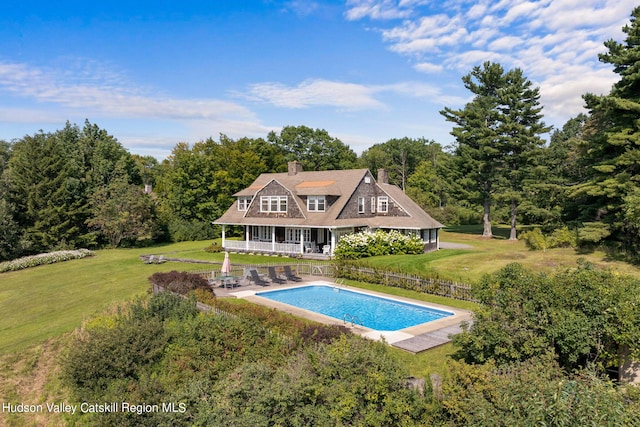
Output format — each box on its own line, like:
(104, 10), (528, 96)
(213, 161), (444, 257)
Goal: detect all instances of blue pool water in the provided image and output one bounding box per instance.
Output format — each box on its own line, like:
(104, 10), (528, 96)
(256, 285), (453, 331)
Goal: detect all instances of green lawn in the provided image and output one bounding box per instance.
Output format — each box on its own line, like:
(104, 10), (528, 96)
(0, 240), (318, 355)
(362, 226), (640, 283)
(0, 242), (213, 354)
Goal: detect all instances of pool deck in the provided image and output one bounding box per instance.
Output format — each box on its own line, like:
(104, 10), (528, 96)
(218, 276), (473, 354)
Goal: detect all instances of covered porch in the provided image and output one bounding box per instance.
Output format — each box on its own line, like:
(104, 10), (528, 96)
(221, 225), (355, 257)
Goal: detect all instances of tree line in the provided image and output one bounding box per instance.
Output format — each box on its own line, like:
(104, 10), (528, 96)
(1, 7), (640, 260)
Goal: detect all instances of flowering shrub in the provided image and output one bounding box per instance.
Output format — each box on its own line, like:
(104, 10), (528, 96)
(0, 249), (94, 273)
(334, 229), (424, 259)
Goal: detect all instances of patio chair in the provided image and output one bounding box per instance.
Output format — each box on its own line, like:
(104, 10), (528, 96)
(145, 255), (155, 264)
(250, 269), (269, 286)
(322, 245), (331, 255)
(268, 267), (286, 284)
(283, 265), (303, 282)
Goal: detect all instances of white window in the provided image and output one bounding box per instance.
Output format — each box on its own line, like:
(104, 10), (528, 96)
(237, 196), (252, 211)
(377, 196), (388, 213)
(307, 196), (326, 212)
(260, 195), (287, 213)
(285, 227), (311, 243)
(251, 226), (271, 241)
(358, 197), (365, 213)
(371, 197), (376, 213)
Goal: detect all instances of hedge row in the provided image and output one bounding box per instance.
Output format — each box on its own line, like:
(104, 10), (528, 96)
(0, 249), (94, 273)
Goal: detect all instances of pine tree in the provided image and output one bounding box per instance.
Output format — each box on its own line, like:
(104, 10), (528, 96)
(441, 62), (548, 239)
(496, 68), (550, 240)
(576, 6), (640, 250)
(441, 62), (506, 238)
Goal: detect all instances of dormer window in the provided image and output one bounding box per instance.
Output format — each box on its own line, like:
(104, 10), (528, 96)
(307, 195), (326, 212)
(237, 196), (252, 211)
(377, 196), (389, 213)
(260, 195), (287, 213)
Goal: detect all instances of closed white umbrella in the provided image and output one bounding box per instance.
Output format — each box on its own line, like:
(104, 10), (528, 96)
(221, 251), (231, 275)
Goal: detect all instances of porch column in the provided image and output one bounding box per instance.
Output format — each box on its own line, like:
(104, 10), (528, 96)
(221, 225), (226, 248)
(300, 229), (305, 254)
(330, 229), (336, 256)
(436, 228), (440, 250)
(245, 226), (250, 250)
(272, 226), (276, 252)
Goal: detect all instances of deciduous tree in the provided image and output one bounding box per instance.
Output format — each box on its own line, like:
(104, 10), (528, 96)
(453, 262), (640, 372)
(268, 125), (357, 171)
(87, 174), (158, 247)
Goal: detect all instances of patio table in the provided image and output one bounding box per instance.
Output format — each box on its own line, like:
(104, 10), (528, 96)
(218, 275), (239, 289)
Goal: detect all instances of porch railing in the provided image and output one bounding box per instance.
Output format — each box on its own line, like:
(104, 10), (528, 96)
(223, 240), (301, 254)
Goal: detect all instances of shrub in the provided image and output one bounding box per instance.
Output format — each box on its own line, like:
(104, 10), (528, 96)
(548, 226), (577, 248)
(440, 356), (640, 426)
(334, 229), (424, 259)
(63, 316), (168, 398)
(148, 270), (212, 295)
(0, 249), (94, 273)
(520, 227), (577, 251)
(520, 228), (549, 251)
(204, 242), (224, 253)
(300, 324), (351, 345)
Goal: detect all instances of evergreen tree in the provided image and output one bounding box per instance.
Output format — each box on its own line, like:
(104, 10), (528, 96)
(6, 121), (139, 252)
(575, 6), (640, 251)
(8, 128), (84, 250)
(441, 62), (508, 238)
(441, 62), (549, 239)
(495, 68), (550, 240)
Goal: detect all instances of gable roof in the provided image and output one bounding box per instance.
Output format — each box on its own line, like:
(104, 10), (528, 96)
(215, 168), (444, 229)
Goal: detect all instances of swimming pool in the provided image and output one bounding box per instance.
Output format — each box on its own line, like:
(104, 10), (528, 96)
(256, 285), (453, 331)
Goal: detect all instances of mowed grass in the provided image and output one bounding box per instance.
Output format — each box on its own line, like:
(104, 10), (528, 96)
(364, 225), (640, 283)
(0, 241), (217, 355)
(0, 240), (304, 355)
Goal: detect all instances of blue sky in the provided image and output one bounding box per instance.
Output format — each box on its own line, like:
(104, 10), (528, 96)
(0, 0), (636, 159)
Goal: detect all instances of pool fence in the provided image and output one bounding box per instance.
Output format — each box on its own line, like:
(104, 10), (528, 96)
(184, 260), (475, 302)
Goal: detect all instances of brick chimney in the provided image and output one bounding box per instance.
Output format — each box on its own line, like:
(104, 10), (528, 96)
(288, 160), (303, 176)
(377, 168), (389, 184)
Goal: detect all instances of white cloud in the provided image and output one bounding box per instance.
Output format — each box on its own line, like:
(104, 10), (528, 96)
(488, 35), (523, 51)
(245, 78), (463, 110)
(414, 62), (443, 73)
(344, 0), (412, 20)
(246, 79), (386, 110)
(282, 1), (319, 17)
(0, 61), (255, 122)
(0, 60), (271, 158)
(345, 0), (636, 129)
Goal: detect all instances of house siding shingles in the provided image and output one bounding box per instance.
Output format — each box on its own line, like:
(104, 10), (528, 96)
(337, 172), (409, 220)
(246, 180), (304, 219)
(338, 173), (377, 219)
